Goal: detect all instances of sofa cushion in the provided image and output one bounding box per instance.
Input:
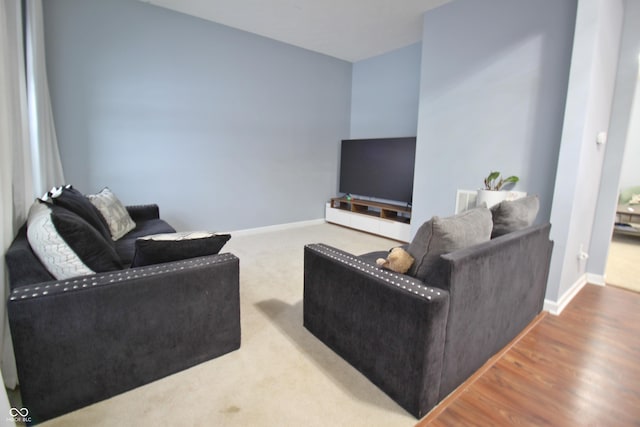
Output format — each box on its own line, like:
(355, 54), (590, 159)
(48, 185), (112, 241)
(115, 219), (176, 265)
(130, 231), (231, 267)
(490, 195), (539, 238)
(359, 250), (393, 267)
(86, 188), (136, 240)
(407, 207), (493, 283)
(26, 200), (123, 280)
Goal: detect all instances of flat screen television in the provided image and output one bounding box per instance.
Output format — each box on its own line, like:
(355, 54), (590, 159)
(339, 137), (416, 205)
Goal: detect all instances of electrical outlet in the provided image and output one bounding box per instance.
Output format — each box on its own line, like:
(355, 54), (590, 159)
(578, 244), (589, 260)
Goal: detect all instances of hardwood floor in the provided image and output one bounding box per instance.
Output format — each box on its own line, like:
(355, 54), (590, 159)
(417, 284), (640, 427)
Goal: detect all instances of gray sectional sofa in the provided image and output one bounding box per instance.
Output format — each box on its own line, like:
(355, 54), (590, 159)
(304, 200), (553, 418)
(5, 194), (240, 424)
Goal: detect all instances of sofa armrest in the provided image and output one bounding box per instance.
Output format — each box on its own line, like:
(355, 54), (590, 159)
(126, 204), (160, 222)
(303, 243), (449, 418)
(8, 253), (240, 423)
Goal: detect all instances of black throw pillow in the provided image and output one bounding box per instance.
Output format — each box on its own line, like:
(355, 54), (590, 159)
(27, 200), (123, 279)
(131, 231), (231, 267)
(48, 185), (112, 242)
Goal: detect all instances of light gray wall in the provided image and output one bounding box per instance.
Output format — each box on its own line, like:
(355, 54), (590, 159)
(43, 0), (351, 231)
(546, 0), (624, 303)
(620, 33), (640, 189)
(618, 83), (640, 190)
(588, 0), (640, 278)
(350, 43), (421, 139)
(413, 0), (576, 234)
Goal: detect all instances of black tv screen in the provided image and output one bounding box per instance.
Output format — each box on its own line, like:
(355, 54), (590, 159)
(339, 137), (416, 204)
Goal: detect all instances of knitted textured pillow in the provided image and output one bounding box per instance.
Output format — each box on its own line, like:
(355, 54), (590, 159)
(27, 200), (123, 279)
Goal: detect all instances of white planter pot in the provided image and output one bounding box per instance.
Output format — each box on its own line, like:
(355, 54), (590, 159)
(476, 190), (508, 208)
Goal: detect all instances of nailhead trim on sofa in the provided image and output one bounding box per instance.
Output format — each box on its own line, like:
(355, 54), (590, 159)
(306, 243), (442, 300)
(10, 253), (237, 301)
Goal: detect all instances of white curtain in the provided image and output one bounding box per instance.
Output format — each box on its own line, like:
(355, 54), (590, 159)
(26, 0), (65, 196)
(1, 0), (65, 392)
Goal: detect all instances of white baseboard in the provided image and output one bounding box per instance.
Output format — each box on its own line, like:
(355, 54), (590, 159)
(544, 272), (607, 315)
(228, 218), (325, 236)
(544, 274), (588, 315)
(586, 273), (606, 286)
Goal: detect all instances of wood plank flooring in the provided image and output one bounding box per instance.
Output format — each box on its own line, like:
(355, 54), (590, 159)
(417, 284), (640, 427)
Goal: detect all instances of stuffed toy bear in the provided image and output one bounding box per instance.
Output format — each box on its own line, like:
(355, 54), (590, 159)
(376, 247), (414, 274)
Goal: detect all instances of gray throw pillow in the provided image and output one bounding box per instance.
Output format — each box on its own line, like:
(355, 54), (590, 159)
(407, 207), (493, 283)
(490, 195), (539, 238)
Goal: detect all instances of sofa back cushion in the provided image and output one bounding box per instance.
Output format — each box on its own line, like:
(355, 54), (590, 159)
(114, 218), (176, 265)
(490, 195), (539, 238)
(27, 200), (123, 280)
(407, 207), (493, 284)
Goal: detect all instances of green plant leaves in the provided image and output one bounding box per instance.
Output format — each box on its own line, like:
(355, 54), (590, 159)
(484, 171), (519, 190)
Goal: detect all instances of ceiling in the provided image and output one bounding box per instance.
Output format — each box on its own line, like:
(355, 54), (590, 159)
(138, 0), (451, 62)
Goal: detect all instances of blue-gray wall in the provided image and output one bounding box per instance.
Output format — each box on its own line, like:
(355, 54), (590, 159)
(588, 0), (639, 282)
(346, 0), (635, 310)
(613, 0), (640, 193)
(43, 0), (351, 231)
(412, 0), (576, 231)
(547, 0), (624, 304)
(42, 0), (632, 309)
(619, 97), (640, 190)
(350, 43), (421, 139)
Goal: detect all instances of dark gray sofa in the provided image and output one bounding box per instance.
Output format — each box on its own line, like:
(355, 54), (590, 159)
(303, 222), (553, 418)
(5, 204), (241, 424)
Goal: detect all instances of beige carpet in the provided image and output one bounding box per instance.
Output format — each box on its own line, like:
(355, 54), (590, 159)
(34, 223), (416, 427)
(606, 233), (640, 293)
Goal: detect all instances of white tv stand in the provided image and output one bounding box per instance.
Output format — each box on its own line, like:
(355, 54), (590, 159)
(325, 197), (412, 242)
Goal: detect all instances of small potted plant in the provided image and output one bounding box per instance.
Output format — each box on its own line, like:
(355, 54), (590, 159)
(477, 171), (519, 207)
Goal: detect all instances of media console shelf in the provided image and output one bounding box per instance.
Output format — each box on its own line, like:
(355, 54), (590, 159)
(330, 198), (411, 222)
(325, 197), (412, 242)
